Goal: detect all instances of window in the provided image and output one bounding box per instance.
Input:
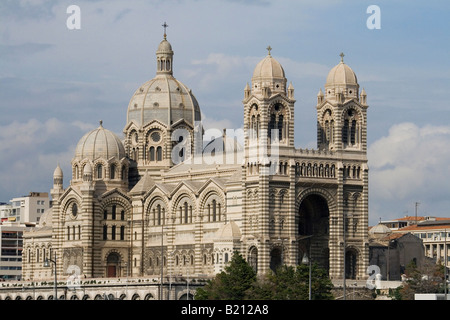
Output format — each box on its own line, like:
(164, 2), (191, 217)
(120, 226), (125, 240)
(156, 146), (162, 161)
(111, 226), (116, 240)
(97, 164), (102, 179)
(103, 225), (107, 240)
(268, 103), (286, 142)
(342, 109), (359, 147)
(110, 164), (116, 179)
(149, 147), (155, 161)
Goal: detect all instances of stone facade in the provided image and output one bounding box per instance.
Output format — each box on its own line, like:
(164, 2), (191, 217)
(22, 34), (369, 284)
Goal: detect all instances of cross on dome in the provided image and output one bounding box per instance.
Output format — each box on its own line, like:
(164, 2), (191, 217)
(267, 45), (272, 56)
(340, 52), (345, 63)
(162, 22), (169, 39)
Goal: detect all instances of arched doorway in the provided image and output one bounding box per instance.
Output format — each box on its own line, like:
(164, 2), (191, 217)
(298, 193), (330, 274)
(345, 248), (358, 279)
(106, 252), (121, 277)
(248, 246), (258, 273)
(270, 247), (282, 272)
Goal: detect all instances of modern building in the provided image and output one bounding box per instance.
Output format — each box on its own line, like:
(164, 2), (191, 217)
(22, 29), (370, 285)
(0, 193), (48, 280)
(0, 222), (32, 280)
(1, 192), (49, 225)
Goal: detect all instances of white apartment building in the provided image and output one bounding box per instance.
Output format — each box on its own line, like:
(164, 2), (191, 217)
(0, 192), (49, 280)
(0, 222), (32, 280)
(1, 192), (49, 225)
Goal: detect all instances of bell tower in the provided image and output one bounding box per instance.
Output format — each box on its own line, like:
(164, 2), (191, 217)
(316, 53), (368, 153)
(242, 47), (296, 274)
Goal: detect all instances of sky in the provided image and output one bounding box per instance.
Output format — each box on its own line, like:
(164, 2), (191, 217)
(1, 0), (449, 226)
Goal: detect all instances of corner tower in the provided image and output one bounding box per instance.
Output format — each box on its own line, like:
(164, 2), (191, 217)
(242, 47), (296, 275)
(316, 53), (368, 153)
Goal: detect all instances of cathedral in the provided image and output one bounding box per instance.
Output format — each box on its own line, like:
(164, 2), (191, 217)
(22, 29), (369, 283)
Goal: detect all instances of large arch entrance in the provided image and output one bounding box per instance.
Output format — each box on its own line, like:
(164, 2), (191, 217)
(106, 252), (121, 277)
(298, 194), (330, 274)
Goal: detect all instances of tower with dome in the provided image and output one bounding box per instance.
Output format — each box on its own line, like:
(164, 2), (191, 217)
(22, 28), (369, 286)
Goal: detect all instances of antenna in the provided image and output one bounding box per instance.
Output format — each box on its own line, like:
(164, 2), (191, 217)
(415, 202), (420, 224)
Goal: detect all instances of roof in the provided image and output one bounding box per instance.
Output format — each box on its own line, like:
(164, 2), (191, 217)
(74, 123), (125, 160)
(396, 223), (450, 232)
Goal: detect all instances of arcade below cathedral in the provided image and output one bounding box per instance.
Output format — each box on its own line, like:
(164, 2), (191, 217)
(22, 30), (370, 287)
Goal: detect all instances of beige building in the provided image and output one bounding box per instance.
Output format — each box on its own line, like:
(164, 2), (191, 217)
(391, 217), (450, 269)
(23, 31), (370, 284)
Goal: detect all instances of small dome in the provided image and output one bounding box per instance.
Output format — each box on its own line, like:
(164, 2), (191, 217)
(157, 39), (173, 53)
(38, 208), (53, 228)
(53, 164), (63, 178)
(326, 57), (358, 86)
(75, 122), (125, 160)
(215, 221), (241, 241)
(252, 55), (285, 80)
(369, 223), (392, 238)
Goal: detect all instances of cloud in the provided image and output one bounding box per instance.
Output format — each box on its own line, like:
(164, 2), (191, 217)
(0, 118), (91, 201)
(0, 0), (58, 20)
(0, 43), (54, 60)
(368, 122), (450, 222)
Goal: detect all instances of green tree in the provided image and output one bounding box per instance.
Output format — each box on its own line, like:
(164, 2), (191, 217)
(247, 264), (334, 300)
(195, 251), (257, 300)
(398, 259), (446, 300)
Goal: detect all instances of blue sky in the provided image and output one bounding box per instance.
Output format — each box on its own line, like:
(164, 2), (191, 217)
(1, 0), (449, 226)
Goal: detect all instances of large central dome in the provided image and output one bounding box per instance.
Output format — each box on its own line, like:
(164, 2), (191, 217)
(126, 37), (201, 128)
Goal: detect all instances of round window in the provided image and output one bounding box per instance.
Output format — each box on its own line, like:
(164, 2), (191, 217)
(151, 131), (161, 143)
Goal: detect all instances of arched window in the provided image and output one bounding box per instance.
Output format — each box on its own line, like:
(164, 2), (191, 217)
(184, 202), (188, 224)
(110, 164), (116, 179)
(120, 226), (125, 240)
(97, 164), (102, 179)
(121, 166), (126, 180)
(268, 103), (287, 142)
(111, 225), (116, 240)
(157, 204), (161, 225)
(103, 225), (107, 240)
(149, 147), (155, 161)
(342, 109), (359, 148)
(156, 146), (162, 161)
(212, 199), (217, 221)
(112, 205), (116, 220)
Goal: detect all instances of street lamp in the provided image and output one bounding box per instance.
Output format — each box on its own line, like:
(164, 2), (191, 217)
(300, 235), (313, 301)
(301, 252), (312, 300)
(44, 252), (57, 300)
